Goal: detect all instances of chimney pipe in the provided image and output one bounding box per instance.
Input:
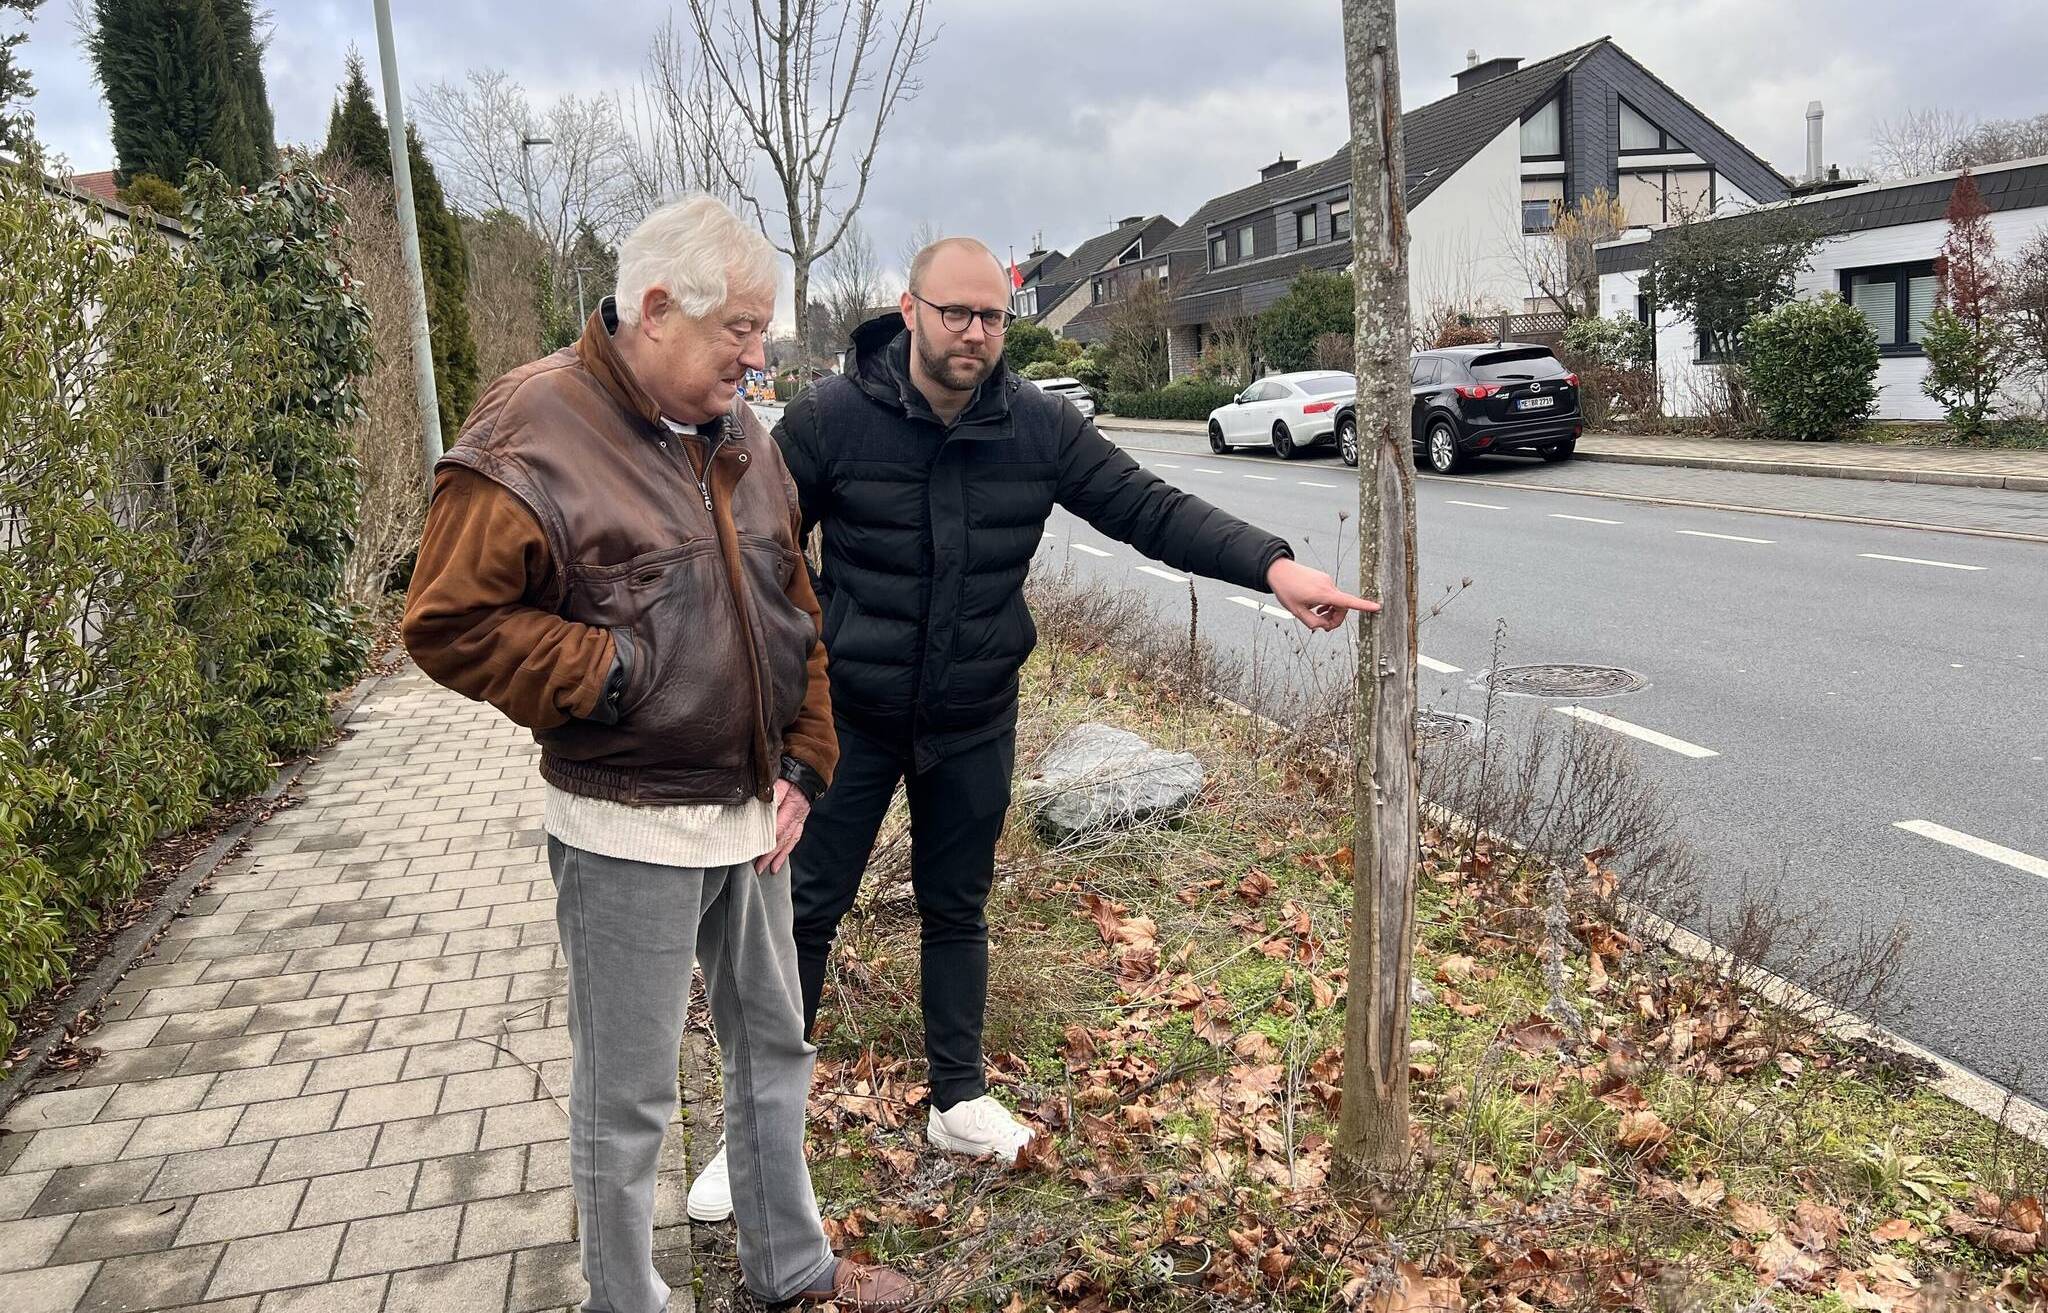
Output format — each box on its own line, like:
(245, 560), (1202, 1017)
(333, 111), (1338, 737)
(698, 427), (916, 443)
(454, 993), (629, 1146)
(1805, 100), (1824, 184)
(1466, 48), (1479, 68)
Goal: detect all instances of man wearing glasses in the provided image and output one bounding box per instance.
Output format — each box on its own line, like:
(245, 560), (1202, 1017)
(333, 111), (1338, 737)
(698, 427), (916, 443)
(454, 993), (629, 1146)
(684, 237), (1372, 1217)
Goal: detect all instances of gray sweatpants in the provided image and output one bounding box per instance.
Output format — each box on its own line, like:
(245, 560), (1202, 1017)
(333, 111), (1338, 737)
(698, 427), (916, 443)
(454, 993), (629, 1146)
(548, 838), (837, 1309)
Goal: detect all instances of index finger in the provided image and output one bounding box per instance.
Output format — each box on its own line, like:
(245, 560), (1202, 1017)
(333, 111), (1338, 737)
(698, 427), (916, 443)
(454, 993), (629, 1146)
(1317, 590), (1379, 614)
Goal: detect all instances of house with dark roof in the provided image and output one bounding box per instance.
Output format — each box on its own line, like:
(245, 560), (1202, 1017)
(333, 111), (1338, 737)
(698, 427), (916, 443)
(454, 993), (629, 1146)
(1148, 37), (1789, 377)
(1598, 154), (2048, 420)
(1007, 247), (1066, 319)
(1028, 214), (1178, 337)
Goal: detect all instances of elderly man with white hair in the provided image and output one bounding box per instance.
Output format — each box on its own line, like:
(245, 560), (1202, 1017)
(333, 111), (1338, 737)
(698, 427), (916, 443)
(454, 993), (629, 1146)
(403, 195), (914, 1311)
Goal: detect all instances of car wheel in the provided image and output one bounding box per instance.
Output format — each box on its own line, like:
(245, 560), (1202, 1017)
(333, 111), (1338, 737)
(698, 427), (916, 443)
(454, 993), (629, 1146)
(1337, 415), (1358, 467)
(1271, 421), (1296, 460)
(1426, 420), (1464, 475)
(1208, 421), (1229, 454)
(1540, 438), (1577, 463)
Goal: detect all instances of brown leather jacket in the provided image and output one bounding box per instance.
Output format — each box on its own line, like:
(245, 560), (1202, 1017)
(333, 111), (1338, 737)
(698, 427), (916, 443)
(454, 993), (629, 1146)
(401, 302), (835, 806)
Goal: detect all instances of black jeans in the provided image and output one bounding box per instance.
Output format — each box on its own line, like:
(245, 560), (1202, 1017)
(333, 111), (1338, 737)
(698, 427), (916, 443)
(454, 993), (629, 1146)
(789, 716), (1015, 1112)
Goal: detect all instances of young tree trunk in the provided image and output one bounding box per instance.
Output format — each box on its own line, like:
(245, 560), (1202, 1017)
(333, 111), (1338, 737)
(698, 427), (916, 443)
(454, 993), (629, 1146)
(792, 255), (813, 365)
(1335, 0), (1420, 1185)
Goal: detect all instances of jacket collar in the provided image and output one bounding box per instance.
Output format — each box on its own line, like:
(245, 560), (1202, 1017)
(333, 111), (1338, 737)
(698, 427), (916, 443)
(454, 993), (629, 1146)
(577, 297), (730, 440)
(846, 312), (1011, 431)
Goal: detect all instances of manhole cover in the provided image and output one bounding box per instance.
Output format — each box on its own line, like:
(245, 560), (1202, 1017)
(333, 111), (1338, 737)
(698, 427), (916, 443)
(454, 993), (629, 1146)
(1417, 710), (1484, 742)
(1482, 664), (1647, 699)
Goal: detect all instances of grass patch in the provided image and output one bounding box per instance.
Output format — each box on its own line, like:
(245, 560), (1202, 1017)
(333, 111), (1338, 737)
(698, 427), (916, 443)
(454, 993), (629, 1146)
(780, 579), (2047, 1311)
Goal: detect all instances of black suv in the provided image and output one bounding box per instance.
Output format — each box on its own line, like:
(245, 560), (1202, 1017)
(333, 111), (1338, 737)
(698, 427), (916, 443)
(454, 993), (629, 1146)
(1404, 343), (1581, 474)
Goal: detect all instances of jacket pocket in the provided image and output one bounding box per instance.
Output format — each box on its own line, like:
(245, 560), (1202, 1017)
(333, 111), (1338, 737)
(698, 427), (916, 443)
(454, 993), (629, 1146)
(739, 534), (817, 738)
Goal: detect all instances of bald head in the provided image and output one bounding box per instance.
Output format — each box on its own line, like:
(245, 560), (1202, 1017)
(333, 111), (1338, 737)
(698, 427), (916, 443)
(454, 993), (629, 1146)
(907, 237), (1005, 296)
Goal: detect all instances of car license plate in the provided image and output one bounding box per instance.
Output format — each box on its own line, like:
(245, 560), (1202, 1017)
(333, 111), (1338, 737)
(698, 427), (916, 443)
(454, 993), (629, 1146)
(1516, 396), (1555, 410)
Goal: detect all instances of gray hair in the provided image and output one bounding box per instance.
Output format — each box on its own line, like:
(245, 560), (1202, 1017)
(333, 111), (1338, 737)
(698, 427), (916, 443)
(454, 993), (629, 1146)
(614, 194), (778, 326)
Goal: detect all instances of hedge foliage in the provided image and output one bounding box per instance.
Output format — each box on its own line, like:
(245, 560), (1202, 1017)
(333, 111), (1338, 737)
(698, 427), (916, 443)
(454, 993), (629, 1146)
(0, 151), (370, 1051)
(1741, 294), (1879, 442)
(1107, 379), (1241, 421)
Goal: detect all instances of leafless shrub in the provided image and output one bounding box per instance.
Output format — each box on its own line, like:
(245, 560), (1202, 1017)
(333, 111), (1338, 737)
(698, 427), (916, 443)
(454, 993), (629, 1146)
(1701, 874), (1911, 1031)
(463, 213), (549, 384)
(331, 164), (430, 608)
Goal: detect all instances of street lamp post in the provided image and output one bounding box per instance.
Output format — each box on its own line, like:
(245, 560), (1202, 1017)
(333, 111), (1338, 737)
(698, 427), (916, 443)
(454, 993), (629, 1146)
(372, 0), (444, 488)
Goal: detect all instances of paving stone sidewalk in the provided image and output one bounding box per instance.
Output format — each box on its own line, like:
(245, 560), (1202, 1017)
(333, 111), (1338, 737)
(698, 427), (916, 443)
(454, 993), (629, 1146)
(0, 664), (697, 1312)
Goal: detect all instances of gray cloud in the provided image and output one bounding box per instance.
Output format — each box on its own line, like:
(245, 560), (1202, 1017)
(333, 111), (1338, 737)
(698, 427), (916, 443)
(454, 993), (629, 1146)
(15, 1), (2047, 301)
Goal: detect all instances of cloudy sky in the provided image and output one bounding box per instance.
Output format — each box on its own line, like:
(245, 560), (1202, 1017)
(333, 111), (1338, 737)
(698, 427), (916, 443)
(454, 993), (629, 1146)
(14, 0), (2047, 294)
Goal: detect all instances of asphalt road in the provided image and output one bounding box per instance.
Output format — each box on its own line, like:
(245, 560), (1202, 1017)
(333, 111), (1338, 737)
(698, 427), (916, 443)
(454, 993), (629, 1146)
(1064, 428), (2048, 1101)
(754, 403), (2048, 1102)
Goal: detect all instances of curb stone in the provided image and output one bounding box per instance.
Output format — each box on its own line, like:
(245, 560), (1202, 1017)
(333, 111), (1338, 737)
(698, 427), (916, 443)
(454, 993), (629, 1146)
(0, 650), (406, 1116)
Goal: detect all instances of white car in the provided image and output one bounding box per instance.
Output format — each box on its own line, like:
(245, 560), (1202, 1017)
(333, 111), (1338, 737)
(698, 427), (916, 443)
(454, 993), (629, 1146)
(1031, 376), (1096, 418)
(1206, 370), (1357, 460)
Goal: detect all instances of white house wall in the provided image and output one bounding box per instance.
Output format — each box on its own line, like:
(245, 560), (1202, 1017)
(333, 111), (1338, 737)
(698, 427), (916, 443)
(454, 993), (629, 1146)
(1408, 121), (1530, 317)
(1600, 205), (2048, 421)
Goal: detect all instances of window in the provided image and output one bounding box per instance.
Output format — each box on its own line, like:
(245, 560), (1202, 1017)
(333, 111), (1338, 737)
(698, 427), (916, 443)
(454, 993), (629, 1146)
(1297, 208), (1317, 246)
(1117, 239), (1142, 265)
(1236, 224), (1256, 260)
(1619, 99), (1682, 152)
(1299, 374), (1356, 395)
(1620, 168), (1715, 225)
(1331, 197), (1352, 239)
(1521, 96), (1561, 158)
(1696, 326), (1728, 364)
(1209, 234), (1228, 268)
(1153, 263), (1169, 282)
(1011, 286), (1038, 317)
(1521, 178), (1565, 233)
(1843, 261), (1939, 353)
(1410, 357), (1438, 386)
(1091, 277), (1106, 305)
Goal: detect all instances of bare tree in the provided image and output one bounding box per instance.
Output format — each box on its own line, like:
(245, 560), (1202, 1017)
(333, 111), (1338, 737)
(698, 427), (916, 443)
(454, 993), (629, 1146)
(1336, 0), (1420, 1184)
(626, 13), (745, 210)
(897, 218), (941, 293)
(1508, 187), (1628, 317)
(1867, 106), (1973, 180)
(822, 220), (883, 348)
(413, 69), (633, 293)
(331, 164), (429, 608)
(682, 0), (936, 363)
(1102, 274), (1172, 393)
(463, 211), (550, 383)
(1198, 299), (1260, 386)
(1948, 112), (2048, 172)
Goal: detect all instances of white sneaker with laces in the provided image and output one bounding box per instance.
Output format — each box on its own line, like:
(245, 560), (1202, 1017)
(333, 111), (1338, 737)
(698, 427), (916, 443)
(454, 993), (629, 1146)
(926, 1094), (1034, 1164)
(685, 1142), (732, 1223)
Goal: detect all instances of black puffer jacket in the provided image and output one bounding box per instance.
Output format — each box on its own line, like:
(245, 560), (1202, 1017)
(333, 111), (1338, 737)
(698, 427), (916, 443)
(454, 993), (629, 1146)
(776, 315), (1291, 768)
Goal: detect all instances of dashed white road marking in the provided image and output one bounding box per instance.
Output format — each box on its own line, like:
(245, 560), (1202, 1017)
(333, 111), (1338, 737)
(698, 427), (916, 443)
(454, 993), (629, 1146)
(1137, 565), (1189, 584)
(1859, 553), (1986, 572)
(1070, 544), (1112, 558)
(1894, 820), (2048, 882)
(1553, 706), (1720, 759)
(1298, 481), (1339, 489)
(1677, 529), (1774, 544)
(1195, 468), (1224, 475)
(1417, 655), (1462, 674)
(1228, 595), (1293, 620)
(1446, 499), (1508, 510)
(1551, 513), (1622, 525)
(1243, 474), (1278, 481)
(1154, 463), (1181, 469)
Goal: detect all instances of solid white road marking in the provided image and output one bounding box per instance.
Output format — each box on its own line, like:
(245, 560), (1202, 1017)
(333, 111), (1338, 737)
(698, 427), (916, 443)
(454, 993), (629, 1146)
(1552, 706), (1720, 758)
(1446, 499), (1508, 510)
(1551, 513), (1621, 525)
(1894, 820), (2048, 882)
(1228, 596), (1294, 620)
(1859, 553), (1986, 572)
(1243, 474), (1278, 481)
(1070, 544), (1112, 557)
(1677, 529), (1774, 544)
(1137, 565), (1189, 583)
(1298, 481), (1339, 489)
(1417, 655), (1462, 674)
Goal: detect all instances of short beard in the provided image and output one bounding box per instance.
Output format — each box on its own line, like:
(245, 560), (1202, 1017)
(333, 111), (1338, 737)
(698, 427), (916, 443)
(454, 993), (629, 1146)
(912, 326), (997, 393)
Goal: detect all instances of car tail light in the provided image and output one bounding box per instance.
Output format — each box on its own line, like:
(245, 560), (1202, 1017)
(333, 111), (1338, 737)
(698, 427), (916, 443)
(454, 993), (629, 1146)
(1302, 401), (1336, 414)
(1564, 373), (1579, 388)
(1454, 383), (1500, 399)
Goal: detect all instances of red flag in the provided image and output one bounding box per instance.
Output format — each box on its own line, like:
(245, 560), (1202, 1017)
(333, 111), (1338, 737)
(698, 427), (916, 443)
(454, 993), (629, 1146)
(1009, 260), (1023, 289)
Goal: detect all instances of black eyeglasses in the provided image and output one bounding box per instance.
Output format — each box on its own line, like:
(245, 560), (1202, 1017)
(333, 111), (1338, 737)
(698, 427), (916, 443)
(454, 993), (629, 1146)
(909, 292), (1013, 336)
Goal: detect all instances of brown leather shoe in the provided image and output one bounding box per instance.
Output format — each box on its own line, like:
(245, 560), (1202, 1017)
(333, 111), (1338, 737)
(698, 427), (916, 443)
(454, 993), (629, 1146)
(788, 1257), (917, 1310)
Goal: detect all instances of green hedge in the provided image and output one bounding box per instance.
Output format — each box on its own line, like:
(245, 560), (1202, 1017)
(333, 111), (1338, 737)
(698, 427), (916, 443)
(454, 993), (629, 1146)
(0, 152), (370, 1052)
(1741, 294), (1878, 441)
(1107, 380), (1240, 421)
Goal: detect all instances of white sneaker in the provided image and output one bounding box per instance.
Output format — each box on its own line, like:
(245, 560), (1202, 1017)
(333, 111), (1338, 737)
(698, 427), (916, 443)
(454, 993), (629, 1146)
(926, 1094), (1034, 1165)
(686, 1142), (731, 1223)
